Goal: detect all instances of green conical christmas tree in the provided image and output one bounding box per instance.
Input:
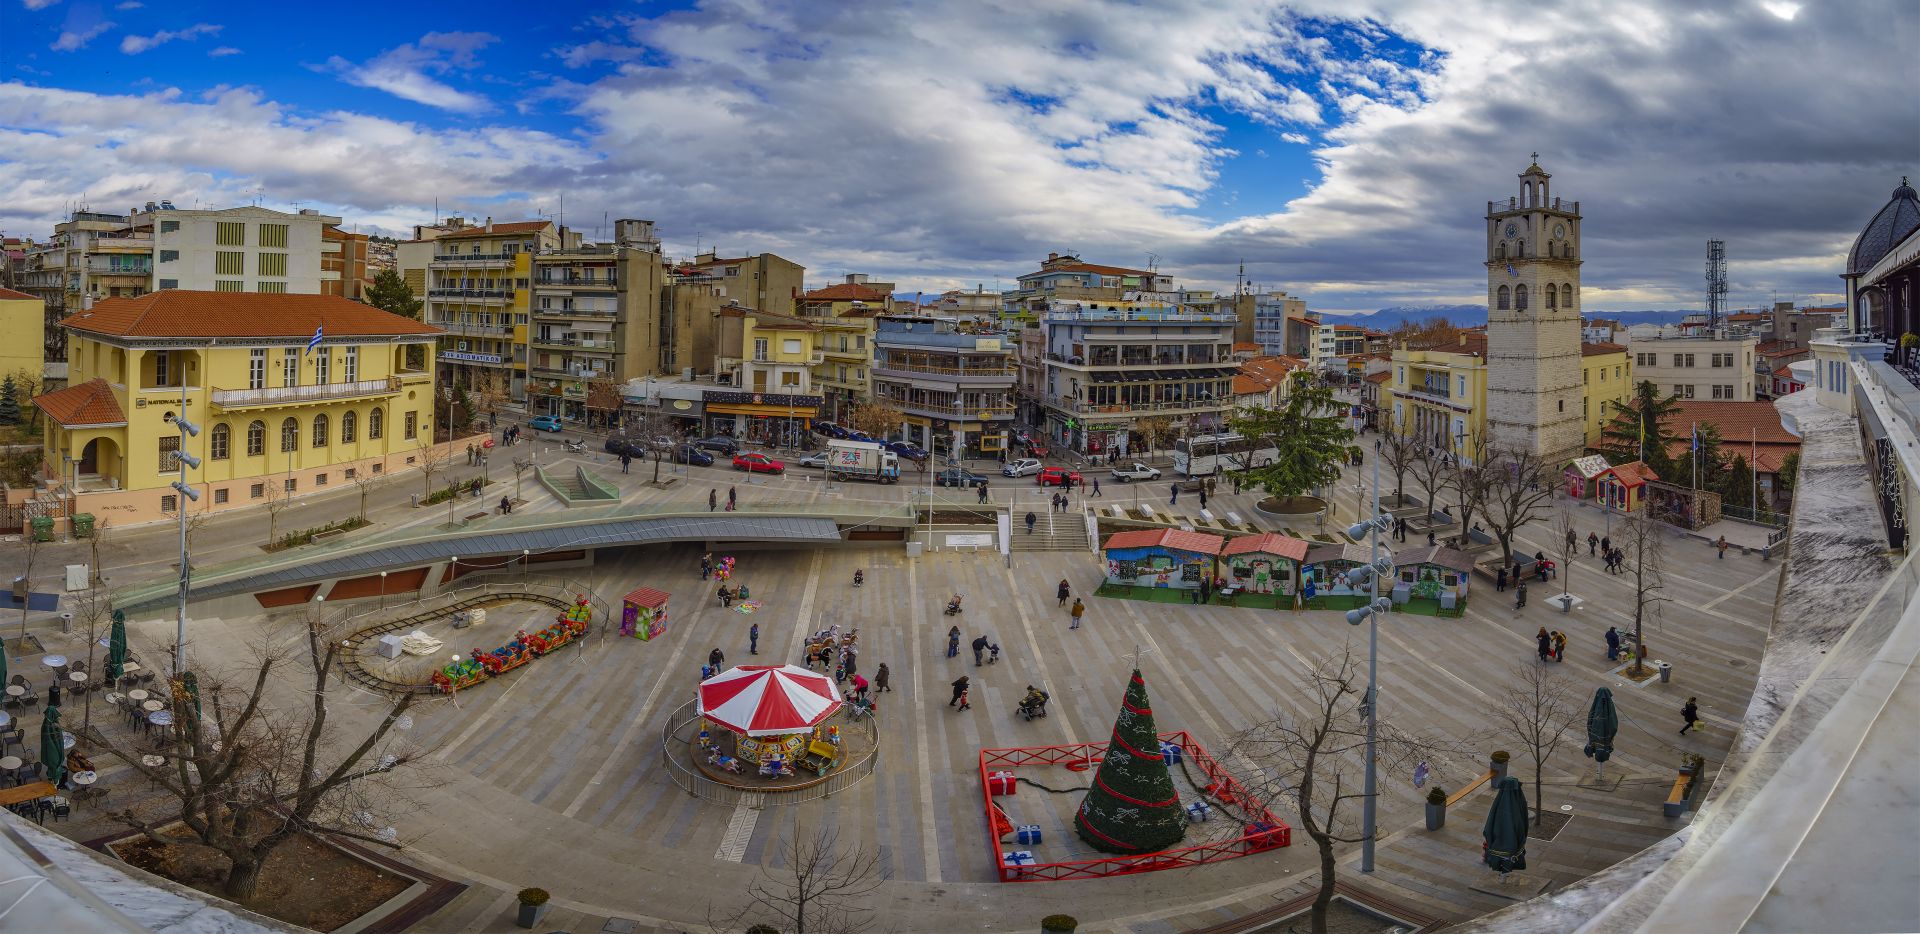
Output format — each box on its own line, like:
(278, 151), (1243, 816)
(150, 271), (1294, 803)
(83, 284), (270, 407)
(1074, 668), (1186, 854)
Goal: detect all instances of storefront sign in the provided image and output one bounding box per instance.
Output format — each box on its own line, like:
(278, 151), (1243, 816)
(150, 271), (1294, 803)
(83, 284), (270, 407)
(441, 351), (504, 364)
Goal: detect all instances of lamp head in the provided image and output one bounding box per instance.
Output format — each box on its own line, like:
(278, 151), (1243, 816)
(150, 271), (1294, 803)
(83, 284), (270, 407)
(1346, 522), (1371, 539)
(1345, 607), (1369, 626)
(169, 481), (199, 502)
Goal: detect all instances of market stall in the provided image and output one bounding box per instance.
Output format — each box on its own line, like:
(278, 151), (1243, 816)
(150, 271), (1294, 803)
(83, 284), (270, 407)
(622, 588), (670, 640)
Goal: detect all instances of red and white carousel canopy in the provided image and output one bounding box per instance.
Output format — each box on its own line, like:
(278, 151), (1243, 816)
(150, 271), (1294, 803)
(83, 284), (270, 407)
(697, 664), (844, 736)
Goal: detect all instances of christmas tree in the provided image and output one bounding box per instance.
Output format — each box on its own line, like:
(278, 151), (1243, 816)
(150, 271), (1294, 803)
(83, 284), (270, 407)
(0, 375), (18, 426)
(1074, 668), (1186, 854)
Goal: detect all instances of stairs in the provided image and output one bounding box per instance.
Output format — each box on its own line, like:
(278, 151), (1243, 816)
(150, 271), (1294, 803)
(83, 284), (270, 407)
(548, 473), (591, 501)
(1012, 507), (1092, 553)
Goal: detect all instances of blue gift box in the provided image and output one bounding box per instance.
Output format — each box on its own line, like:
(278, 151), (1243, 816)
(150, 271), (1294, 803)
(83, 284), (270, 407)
(1015, 825), (1043, 846)
(1002, 850), (1036, 869)
(1186, 800), (1212, 822)
(1160, 742), (1184, 764)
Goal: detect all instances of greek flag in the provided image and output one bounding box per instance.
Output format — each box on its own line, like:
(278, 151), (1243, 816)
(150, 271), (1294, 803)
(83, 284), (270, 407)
(1690, 422), (1698, 451)
(305, 325), (323, 356)
(1505, 262), (1517, 277)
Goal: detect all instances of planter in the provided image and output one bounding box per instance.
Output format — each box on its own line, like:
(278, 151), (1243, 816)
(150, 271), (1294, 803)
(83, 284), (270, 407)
(516, 903), (549, 928)
(1425, 801), (1446, 831)
(1041, 915), (1078, 933)
(1253, 496), (1327, 524)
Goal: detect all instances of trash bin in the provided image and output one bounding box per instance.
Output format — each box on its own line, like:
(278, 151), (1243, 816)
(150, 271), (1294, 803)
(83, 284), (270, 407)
(410, 493), (420, 508)
(30, 516), (54, 542)
(1658, 661), (1673, 683)
(71, 513), (95, 539)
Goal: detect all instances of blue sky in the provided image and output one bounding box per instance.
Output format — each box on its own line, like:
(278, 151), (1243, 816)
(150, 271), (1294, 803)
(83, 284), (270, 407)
(1, 0), (1913, 313)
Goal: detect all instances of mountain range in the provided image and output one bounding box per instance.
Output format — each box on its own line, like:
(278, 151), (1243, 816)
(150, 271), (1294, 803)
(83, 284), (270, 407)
(1317, 305), (1704, 330)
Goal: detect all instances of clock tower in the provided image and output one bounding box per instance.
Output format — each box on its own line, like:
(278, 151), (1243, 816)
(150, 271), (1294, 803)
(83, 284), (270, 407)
(1484, 157), (1585, 468)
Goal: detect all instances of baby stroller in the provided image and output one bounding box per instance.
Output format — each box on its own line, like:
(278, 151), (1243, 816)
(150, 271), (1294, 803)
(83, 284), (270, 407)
(1016, 688), (1050, 722)
(847, 696), (878, 721)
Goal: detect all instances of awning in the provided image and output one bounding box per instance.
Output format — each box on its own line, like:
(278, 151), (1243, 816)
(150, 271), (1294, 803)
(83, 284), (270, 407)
(707, 403), (819, 418)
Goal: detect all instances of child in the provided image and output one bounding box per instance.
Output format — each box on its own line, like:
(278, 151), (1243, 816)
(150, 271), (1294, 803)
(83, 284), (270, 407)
(988, 643), (1001, 665)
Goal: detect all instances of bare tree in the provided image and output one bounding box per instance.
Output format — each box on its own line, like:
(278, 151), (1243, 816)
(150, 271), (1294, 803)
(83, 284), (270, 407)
(1409, 441), (1449, 526)
(261, 476), (292, 549)
(847, 401), (903, 441)
(585, 377), (623, 432)
(1135, 415), (1177, 458)
(71, 585), (113, 742)
(1446, 429), (1493, 540)
(512, 456), (531, 505)
(467, 369), (511, 432)
(93, 607), (428, 901)
(16, 522), (40, 641)
(1555, 506), (1580, 602)
(711, 825), (888, 934)
(1483, 447), (1555, 566)
(10, 367), (43, 430)
(627, 410), (681, 485)
(1490, 663), (1581, 821)
(414, 434), (450, 499)
(87, 517), (112, 587)
(1377, 413), (1419, 507)
(1233, 646), (1461, 934)
(350, 468), (389, 523)
(1619, 505), (1668, 676)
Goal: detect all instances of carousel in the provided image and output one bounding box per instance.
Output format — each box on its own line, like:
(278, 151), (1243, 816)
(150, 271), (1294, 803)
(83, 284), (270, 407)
(695, 665), (846, 781)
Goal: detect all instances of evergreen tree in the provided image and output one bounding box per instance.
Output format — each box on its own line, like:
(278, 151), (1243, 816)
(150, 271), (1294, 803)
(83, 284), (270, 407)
(365, 269), (423, 320)
(0, 375), (20, 426)
(1227, 371), (1356, 499)
(1074, 669), (1186, 855)
(1598, 380), (1680, 480)
(1720, 453), (1754, 513)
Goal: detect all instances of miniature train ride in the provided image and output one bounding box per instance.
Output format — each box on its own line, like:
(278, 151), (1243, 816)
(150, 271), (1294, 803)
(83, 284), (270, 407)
(431, 596), (594, 693)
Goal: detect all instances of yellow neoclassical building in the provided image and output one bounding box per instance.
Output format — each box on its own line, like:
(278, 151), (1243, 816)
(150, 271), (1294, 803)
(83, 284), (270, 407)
(1579, 341), (1633, 447)
(1384, 332), (1634, 463)
(33, 291), (444, 524)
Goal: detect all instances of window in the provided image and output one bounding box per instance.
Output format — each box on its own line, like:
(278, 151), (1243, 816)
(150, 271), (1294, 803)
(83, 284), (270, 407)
(368, 408), (384, 439)
(1561, 284), (1573, 308)
(159, 278), (179, 290)
(160, 219), (180, 233)
(1496, 285), (1510, 310)
(783, 339), (803, 354)
(283, 348), (299, 387)
(246, 420), (266, 456)
(1557, 399), (1565, 412)
(1636, 352), (1654, 367)
(215, 251), (245, 275)
(345, 467), (357, 480)
(257, 281), (286, 294)
(1616, 365), (1623, 379)
(210, 423), (230, 459)
(251, 482), (264, 499)
(1457, 375), (1466, 396)
(214, 488), (229, 504)
(159, 435), (181, 470)
(1546, 285), (1558, 309)
(159, 249), (179, 263)
(1515, 284), (1529, 311)
(341, 410), (357, 443)
(312, 413), (329, 447)
(280, 417), (299, 452)
(152, 350), (171, 386)
(284, 478), (297, 492)
(1679, 384), (1696, 399)
(371, 462), (382, 474)
(210, 280), (245, 292)
(314, 348), (330, 384)
(258, 223), (288, 248)
(403, 411), (418, 440)
(258, 252), (287, 277)
(316, 473), (328, 487)
(1673, 353), (1694, 368)
(161, 494), (177, 514)
(1583, 398), (1590, 417)
(753, 338), (769, 362)
(215, 222), (245, 246)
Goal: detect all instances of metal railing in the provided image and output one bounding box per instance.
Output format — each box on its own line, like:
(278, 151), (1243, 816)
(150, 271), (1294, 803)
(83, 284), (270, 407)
(211, 378), (399, 408)
(427, 288), (510, 300)
(1057, 398), (1230, 415)
(532, 336), (618, 352)
(432, 252), (511, 263)
(873, 362), (1016, 378)
(879, 397), (1015, 418)
(660, 699), (880, 807)
(535, 276), (618, 287)
(533, 306), (617, 317)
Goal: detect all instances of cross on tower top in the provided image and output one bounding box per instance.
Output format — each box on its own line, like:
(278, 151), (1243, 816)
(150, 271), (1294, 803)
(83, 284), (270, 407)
(1531, 151), (1539, 162)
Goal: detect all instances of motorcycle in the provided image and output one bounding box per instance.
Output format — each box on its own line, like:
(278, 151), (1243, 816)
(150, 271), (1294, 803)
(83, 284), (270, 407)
(563, 439), (586, 454)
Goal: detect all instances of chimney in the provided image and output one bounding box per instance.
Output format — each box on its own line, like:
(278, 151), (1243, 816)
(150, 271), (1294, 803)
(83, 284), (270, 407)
(485, 216), (493, 233)
(1047, 252), (1058, 261)
(82, 294), (94, 311)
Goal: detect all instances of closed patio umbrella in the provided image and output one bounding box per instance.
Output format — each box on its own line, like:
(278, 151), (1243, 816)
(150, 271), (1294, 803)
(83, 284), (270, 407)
(0, 640), (9, 687)
(182, 671), (202, 722)
(39, 703), (64, 788)
(1482, 776), (1529, 875)
(1583, 687), (1619, 778)
(105, 610), (128, 683)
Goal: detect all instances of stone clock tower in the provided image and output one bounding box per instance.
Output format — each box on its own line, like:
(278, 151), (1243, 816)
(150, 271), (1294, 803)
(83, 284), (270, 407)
(1485, 157), (1585, 467)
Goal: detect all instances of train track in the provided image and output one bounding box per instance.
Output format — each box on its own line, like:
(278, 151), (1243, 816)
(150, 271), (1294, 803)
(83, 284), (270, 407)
(340, 592), (574, 696)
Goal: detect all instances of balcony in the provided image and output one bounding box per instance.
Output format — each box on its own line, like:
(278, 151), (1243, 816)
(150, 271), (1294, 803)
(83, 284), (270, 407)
(873, 361), (1016, 380)
(535, 275), (618, 289)
(428, 288), (511, 302)
(431, 320), (513, 337)
(86, 260), (151, 276)
(879, 396), (1016, 420)
(533, 305), (617, 318)
(432, 252), (512, 264)
(211, 377), (400, 410)
(1054, 397), (1230, 416)
(532, 336), (618, 353)
(821, 345), (867, 360)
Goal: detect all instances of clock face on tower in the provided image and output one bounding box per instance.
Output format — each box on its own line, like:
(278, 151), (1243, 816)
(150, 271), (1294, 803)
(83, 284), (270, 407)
(1504, 222), (1518, 238)
(1554, 224), (1566, 239)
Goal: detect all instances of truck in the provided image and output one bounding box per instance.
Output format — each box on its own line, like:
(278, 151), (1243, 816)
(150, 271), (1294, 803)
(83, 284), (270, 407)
(824, 440), (901, 484)
(1109, 462), (1162, 482)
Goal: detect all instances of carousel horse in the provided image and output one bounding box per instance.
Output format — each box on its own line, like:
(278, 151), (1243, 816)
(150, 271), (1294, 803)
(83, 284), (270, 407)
(706, 749), (743, 774)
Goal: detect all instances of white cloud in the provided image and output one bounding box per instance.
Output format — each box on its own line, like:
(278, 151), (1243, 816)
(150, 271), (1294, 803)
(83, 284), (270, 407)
(1280, 132), (1310, 144)
(323, 32), (498, 113)
(50, 20), (111, 52)
(120, 23), (222, 55)
(208, 46), (241, 58)
(114, 1), (142, 9)
(22, 0), (60, 10)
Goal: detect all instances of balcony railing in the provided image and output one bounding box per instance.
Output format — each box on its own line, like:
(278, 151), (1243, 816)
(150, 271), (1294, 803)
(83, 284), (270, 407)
(433, 252), (511, 263)
(874, 362), (1016, 378)
(1055, 397), (1230, 415)
(90, 236), (152, 251)
(86, 261), (151, 275)
(532, 336), (618, 352)
(533, 305), (617, 318)
(431, 321), (513, 336)
(880, 397), (1016, 419)
(211, 377), (400, 409)
(428, 288), (511, 300)
(535, 275), (618, 288)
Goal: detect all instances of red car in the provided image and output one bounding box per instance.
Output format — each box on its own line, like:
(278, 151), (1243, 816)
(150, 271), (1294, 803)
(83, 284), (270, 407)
(732, 452), (785, 474)
(1035, 467), (1083, 487)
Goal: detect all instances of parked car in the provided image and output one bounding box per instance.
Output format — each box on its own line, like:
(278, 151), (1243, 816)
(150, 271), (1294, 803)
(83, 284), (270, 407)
(529, 415), (565, 432)
(886, 441), (928, 461)
(798, 452), (831, 469)
(1036, 467), (1084, 487)
(1002, 458), (1044, 477)
(603, 436), (647, 458)
(670, 444), (714, 467)
(935, 467), (987, 488)
(695, 436), (740, 455)
(732, 452), (785, 474)
(1109, 462), (1161, 482)
(1026, 442), (1051, 459)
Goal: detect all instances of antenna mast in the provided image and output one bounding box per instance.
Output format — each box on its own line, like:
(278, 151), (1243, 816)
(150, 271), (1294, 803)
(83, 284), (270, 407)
(1705, 238), (1728, 328)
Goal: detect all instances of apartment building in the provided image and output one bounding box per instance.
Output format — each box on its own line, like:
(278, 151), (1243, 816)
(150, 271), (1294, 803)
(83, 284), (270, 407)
(1384, 332), (1632, 462)
(933, 287), (1002, 318)
(676, 250), (805, 317)
(130, 204), (338, 295)
(797, 276), (889, 423)
(321, 225), (372, 300)
(1311, 321), (1381, 373)
(711, 305), (822, 441)
(1579, 342), (1632, 446)
(1249, 292), (1313, 356)
(1001, 252), (1173, 323)
(871, 315), (1016, 457)
(1626, 325), (1758, 401)
(1034, 298), (1237, 458)
(32, 291), (439, 525)
(20, 211), (143, 361)
(526, 220), (666, 424)
(403, 219), (564, 402)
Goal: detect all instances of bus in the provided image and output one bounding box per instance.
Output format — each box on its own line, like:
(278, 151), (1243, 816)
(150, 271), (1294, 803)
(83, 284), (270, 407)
(1172, 432), (1277, 477)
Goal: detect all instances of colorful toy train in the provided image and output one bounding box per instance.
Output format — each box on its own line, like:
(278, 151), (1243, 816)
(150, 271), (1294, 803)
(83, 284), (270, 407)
(430, 597), (594, 693)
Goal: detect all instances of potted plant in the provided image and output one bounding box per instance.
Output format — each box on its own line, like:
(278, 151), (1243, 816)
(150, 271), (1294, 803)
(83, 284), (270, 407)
(746, 926), (779, 934)
(515, 888), (551, 928)
(1042, 915), (1079, 933)
(1425, 787), (1448, 830)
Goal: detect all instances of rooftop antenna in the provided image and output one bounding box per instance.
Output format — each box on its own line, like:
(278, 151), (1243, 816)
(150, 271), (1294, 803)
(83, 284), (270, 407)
(1146, 251), (1159, 274)
(1236, 258), (1245, 297)
(1705, 238), (1728, 328)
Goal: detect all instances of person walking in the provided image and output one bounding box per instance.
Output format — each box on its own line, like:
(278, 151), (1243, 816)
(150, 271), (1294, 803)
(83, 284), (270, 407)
(1025, 511), (1038, 535)
(1565, 527), (1577, 554)
(1170, 483), (1179, 505)
(1552, 630), (1567, 662)
(749, 622), (760, 655)
(728, 485), (738, 510)
(971, 634), (990, 667)
(466, 443), (475, 466)
(1679, 697), (1700, 734)
(700, 553), (712, 580)
(620, 452), (632, 474)
(950, 675), (971, 709)
(1496, 567), (1508, 593)
(1427, 531), (1436, 547)
(1601, 534), (1612, 555)
(1536, 627), (1552, 661)
(1232, 474), (1242, 495)
(1605, 626), (1621, 661)
(1716, 535), (1728, 559)
(978, 483), (989, 505)
(874, 662), (892, 693)
(1070, 598), (1085, 629)
(1092, 478), (1102, 497)
(946, 626), (961, 658)
(709, 647), (725, 671)
(1587, 531), (1599, 556)
(1057, 579), (1071, 607)
(709, 489), (718, 512)
(1515, 580), (1528, 611)
(1198, 486), (1208, 510)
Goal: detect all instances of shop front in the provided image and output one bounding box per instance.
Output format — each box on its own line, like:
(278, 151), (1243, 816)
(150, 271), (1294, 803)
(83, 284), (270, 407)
(703, 390), (821, 444)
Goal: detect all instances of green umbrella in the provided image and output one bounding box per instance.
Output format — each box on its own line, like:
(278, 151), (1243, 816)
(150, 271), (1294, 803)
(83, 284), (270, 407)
(1482, 776), (1529, 874)
(0, 640), (9, 688)
(39, 704), (65, 788)
(105, 610), (128, 683)
(182, 671), (202, 721)
(1583, 687), (1619, 774)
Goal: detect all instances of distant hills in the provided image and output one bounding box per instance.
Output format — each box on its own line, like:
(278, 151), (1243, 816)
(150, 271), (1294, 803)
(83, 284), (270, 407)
(1317, 305), (1702, 330)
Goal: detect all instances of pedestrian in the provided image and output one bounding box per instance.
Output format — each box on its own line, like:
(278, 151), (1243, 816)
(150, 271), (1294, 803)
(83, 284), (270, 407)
(1057, 579), (1071, 606)
(1232, 475), (1242, 495)
(466, 443), (475, 466)
(833, 661), (846, 683)
(1601, 535), (1612, 555)
(709, 647), (725, 670)
(1199, 577), (1213, 604)
(874, 662), (892, 693)
(700, 554), (712, 580)
(950, 675), (970, 708)
(1565, 527), (1577, 553)
(1605, 626), (1621, 661)
(1588, 531), (1599, 556)
(709, 489), (718, 512)
(1070, 598), (1085, 629)
(1515, 580), (1528, 610)
(728, 485), (737, 509)
(946, 626), (961, 658)
(1427, 531), (1436, 547)
(700, 664), (713, 681)
(852, 673), (870, 701)
(1536, 627), (1552, 661)
(1679, 697), (1700, 734)
(1092, 478), (1102, 497)
(971, 635), (989, 666)
(1170, 483), (1179, 505)
(749, 622), (760, 655)
(1199, 487), (1208, 510)
(1552, 630), (1567, 662)
(1025, 511), (1038, 535)
(1496, 567), (1508, 592)
(978, 484), (989, 505)
(842, 645), (858, 677)
(621, 452), (631, 474)
(988, 643), (1001, 665)
(1716, 535), (1728, 559)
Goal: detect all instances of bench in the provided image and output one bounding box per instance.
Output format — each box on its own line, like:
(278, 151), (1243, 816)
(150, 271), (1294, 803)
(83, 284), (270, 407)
(312, 528), (347, 542)
(1137, 504), (1157, 520)
(464, 512), (489, 523)
(1199, 508), (1216, 525)
(1444, 768), (1496, 808)
(800, 739), (840, 776)
(1108, 504), (1127, 519)
(1226, 511), (1245, 527)
(1664, 769), (1697, 817)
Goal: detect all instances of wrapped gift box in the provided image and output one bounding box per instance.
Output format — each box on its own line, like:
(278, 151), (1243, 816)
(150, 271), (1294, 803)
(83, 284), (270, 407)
(1015, 825), (1042, 846)
(1186, 800), (1212, 822)
(1160, 742), (1183, 765)
(987, 770), (1017, 796)
(1001, 850), (1036, 876)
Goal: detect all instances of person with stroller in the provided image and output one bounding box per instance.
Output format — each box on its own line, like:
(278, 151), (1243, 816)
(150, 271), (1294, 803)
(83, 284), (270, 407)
(1017, 685), (1050, 720)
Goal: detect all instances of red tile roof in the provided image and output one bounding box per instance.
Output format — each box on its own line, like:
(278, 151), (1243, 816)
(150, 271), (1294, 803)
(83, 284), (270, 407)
(434, 220), (552, 241)
(1773, 365), (1800, 378)
(1101, 528), (1226, 555)
(1234, 356), (1307, 395)
(1581, 341), (1627, 355)
(1231, 341), (1261, 352)
(1365, 370), (1392, 383)
(1028, 261), (1152, 278)
(1755, 340), (1808, 357)
(60, 291), (441, 340)
(1727, 312), (1770, 322)
(1600, 461), (1659, 486)
(1664, 400), (1798, 444)
(1222, 532), (1310, 561)
(33, 378), (126, 427)
(0, 287), (38, 301)
(800, 283), (891, 303)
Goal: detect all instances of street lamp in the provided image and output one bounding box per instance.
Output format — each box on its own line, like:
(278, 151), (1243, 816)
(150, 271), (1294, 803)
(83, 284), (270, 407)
(163, 401), (202, 678)
(1342, 448), (1395, 875)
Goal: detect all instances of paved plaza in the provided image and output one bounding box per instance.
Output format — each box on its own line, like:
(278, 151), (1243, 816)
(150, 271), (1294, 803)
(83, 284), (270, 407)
(10, 435), (1784, 932)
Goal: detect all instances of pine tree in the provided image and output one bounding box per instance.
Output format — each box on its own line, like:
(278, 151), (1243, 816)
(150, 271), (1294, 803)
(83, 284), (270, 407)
(1227, 371), (1356, 499)
(1074, 669), (1186, 854)
(0, 375), (21, 426)
(365, 269), (423, 320)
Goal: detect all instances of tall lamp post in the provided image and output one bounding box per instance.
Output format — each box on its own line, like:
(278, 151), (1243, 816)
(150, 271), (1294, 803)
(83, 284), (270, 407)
(164, 386), (203, 678)
(1344, 449), (1397, 874)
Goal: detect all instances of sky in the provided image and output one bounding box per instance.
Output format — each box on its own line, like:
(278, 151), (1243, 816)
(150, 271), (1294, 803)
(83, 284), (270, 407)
(0, 0), (1914, 314)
